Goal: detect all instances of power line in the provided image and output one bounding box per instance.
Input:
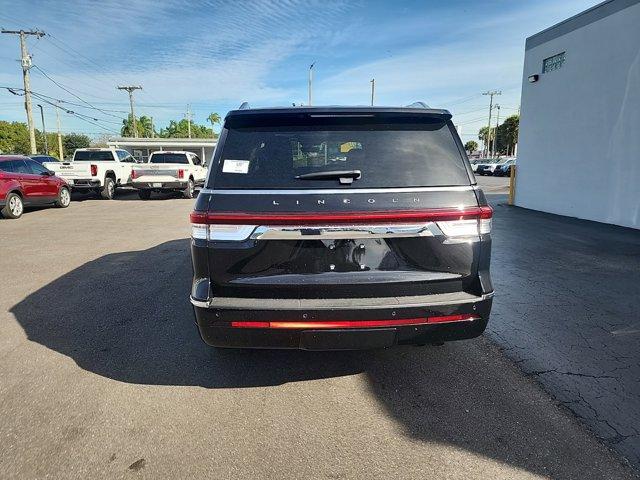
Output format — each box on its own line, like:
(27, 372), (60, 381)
(44, 34), (165, 105)
(1, 86), (126, 122)
(30, 92), (122, 125)
(456, 116), (489, 126)
(28, 38), (120, 99)
(29, 90), (128, 113)
(46, 34), (128, 93)
(32, 64), (124, 120)
(2, 87), (119, 133)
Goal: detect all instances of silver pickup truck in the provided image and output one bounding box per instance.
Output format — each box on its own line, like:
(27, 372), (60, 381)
(130, 151), (207, 199)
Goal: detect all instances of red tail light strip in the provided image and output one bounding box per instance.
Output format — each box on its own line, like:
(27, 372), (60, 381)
(190, 207), (492, 225)
(230, 314), (480, 329)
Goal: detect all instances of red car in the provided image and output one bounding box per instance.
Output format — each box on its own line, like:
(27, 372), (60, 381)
(0, 155), (71, 219)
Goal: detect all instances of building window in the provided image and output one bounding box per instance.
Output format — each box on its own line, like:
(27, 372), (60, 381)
(543, 52), (565, 73)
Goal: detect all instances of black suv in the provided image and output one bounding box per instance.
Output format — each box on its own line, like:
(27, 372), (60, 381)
(190, 104), (493, 350)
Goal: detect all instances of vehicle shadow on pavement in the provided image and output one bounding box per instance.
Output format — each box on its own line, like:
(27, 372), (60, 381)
(69, 190), (185, 202)
(10, 239), (364, 388)
(10, 239), (635, 479)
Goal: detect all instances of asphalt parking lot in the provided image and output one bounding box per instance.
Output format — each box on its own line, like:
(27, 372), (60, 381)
(0, 181), (637, 479)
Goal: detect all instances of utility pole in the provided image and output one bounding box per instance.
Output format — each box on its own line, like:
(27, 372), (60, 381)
(185, 105), (193, 138)
(482, 90), (501, 158)
(370, 78), (375, 106)
(117, 85), (142, 138)
(2, 29), (45, 154)
(37, 104), (48, 154)
(308, 62), (315, 106)
(492, 104), (501, 158)
(55, 102), (64, 160)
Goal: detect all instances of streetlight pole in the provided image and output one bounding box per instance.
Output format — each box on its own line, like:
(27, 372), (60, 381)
(492, 104), (501, 158)
(55, 102), (64, 160)
(370, 78), (375, 106)
(308, 62), (315, 106)
(37, 104), (48, 154)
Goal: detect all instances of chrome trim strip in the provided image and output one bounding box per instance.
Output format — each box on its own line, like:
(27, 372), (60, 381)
(199, 186), (476, 195)
(190, 297), (209, 308)
(190, 291), (494, 310)
(249, 223), (439, 240)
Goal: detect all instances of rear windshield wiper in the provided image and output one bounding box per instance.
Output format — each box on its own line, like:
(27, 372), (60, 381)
(295, 170), (361, 185)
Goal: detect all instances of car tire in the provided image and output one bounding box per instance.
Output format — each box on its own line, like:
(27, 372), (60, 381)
(138, 190), (152, 200)
(55, 186), (71, 208)
(183, 178), (195, 199)
(1, 192), (24, 219)
(100, 177), (115, 200)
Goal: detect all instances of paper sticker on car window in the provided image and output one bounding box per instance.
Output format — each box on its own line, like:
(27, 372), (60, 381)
(222, 159), (250, 174)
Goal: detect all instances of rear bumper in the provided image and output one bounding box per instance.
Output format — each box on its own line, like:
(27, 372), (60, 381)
(132, 181), (188, 190)
(191, 292), (493, 350)
(68, 179), (101, 189)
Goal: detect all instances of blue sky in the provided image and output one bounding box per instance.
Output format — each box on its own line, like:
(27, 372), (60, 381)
(1, 0), (596, 142)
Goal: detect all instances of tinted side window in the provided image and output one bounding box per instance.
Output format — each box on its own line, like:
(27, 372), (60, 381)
(0, 161), (14, 173)
(192, 155), (201, 166)
(9, 160), (30, 174)
(26, 160), (49, 175)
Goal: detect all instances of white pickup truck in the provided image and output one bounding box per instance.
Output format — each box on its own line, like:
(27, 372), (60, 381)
(130, 151), (206, 199)
(44, 148), (137, 199)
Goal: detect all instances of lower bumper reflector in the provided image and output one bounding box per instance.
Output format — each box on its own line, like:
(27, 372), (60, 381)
(230, 314), (480, 329)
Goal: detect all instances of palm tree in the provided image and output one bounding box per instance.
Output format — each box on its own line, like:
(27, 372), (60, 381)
(138, 116), (154, 137)
(207, 113), (221, 138)
(121, 114), (154, 137)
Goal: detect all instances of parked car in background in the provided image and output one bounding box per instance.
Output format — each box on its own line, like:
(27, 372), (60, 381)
(475, 158), (508, 176)
(30, 154), (60, 165)
(0, 155), (71, 219)
(494, 158), (516, 177)
(469, 158), (481, 172)
(44, 148), (137, 199)
(131, 151), (206, 199)
(190, 104), (493, 350)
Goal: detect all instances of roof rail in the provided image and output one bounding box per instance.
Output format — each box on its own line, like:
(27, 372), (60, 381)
(405, 101), (430, 109)
(238, 102), (250, 110)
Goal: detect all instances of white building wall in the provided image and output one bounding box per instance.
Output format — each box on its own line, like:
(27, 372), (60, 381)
(516, 1), (640, 229)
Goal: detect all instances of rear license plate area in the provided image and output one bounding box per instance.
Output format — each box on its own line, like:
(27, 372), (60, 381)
(152, 183), (162, 188)
(300, 328), (396, 350)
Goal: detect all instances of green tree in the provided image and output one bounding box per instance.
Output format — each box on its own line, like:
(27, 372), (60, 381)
(498, 114), (519, 156)
(121, 114), (155, 137)
(478, 126), (496, 155)
(206, 112), (221, 138)
(0, 121), (31, 154)
(35, 131), (59, 156)
(464, 140), (478, 153)
(159, 119), (213, 139)
(63, 133), (91, 155)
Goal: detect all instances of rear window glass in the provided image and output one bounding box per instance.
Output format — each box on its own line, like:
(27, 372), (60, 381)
(150, 153), (189, 164)
(74, 151), (114, 161)
(209, 121), (469, 189)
